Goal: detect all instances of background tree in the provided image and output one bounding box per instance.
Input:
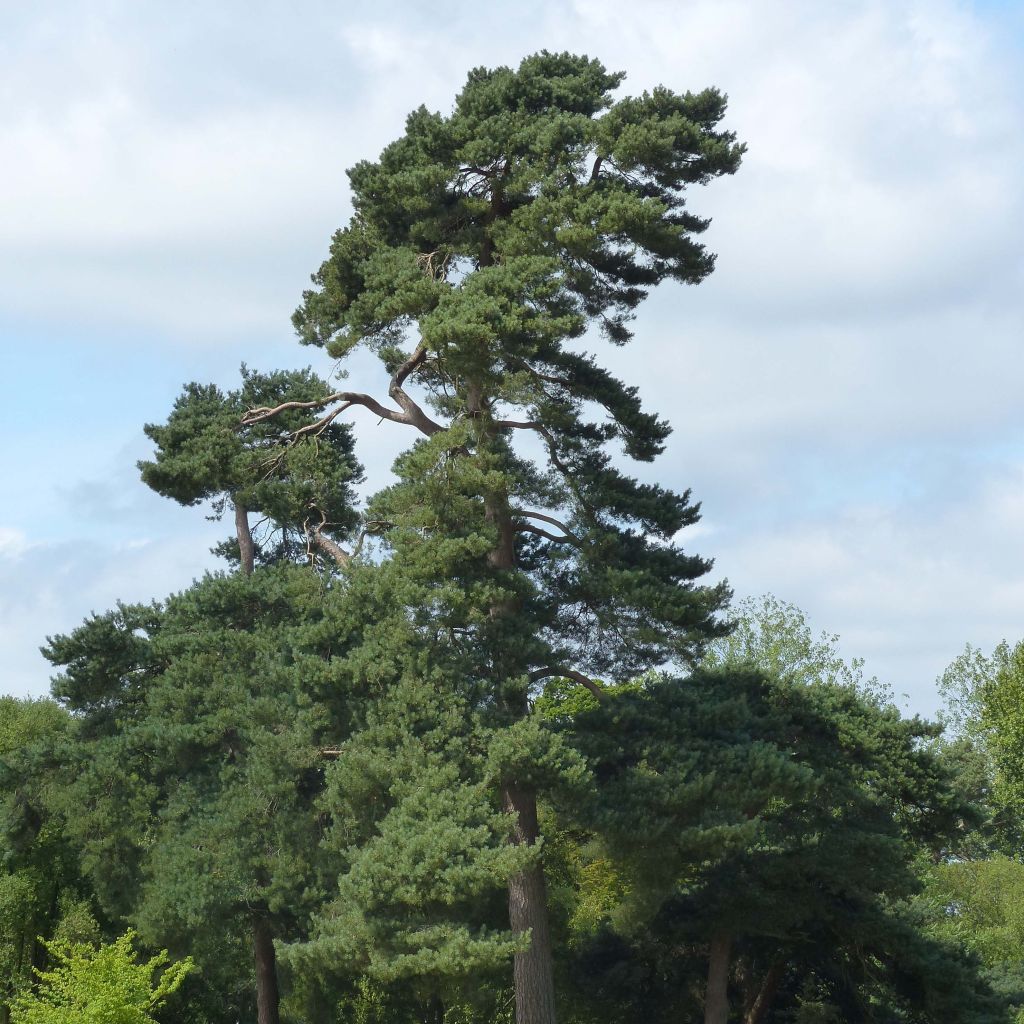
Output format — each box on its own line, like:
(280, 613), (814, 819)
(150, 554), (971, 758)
(10, 931), (192, 1024)
(0, 698), (104, 1024)
(552, 611), (1000, 1023)
(44, 364), (365, 1024)
(257, 49), (744, 1024)
(140, 366), (362, 573)
(701, 593), (891, 705)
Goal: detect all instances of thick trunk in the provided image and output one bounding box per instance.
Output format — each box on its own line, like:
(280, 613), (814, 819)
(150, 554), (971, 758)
(235, 500), (255, 576)
(704, 932), (732, 1024)
(252, 916), (281, 1024)
(503, 780), (558, 1024)
(744, 960), (784, 1024)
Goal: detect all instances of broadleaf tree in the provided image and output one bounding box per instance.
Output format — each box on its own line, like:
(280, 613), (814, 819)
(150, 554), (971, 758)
(253, 50), (744, 1024)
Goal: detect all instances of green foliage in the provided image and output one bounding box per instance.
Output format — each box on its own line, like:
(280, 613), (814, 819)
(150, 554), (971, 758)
(979, 641), (1024, 811)
(139, 366), (362, 567)
(27, 48), (1015, 1024)
(294, 49), (742, 685)
(924, 856), (1024, 967)
(43, 565), (355, 1021)
(10, 931), (192, 1024)
(0, 698), (99, 1020)
(703, 593), (892, 704)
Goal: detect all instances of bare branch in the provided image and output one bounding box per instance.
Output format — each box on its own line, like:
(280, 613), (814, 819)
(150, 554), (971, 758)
(291, 401), (353, 440)
(303, 508), (352, 568)
(389, 345), (444, 436)
(311, 531), (352, 567)
(516, 524), (575, 544)
(393, 344), (428, 389)
(512, 508), (579, 540)
(494, 419), (543, 431)
(243, 388), (442, 438)
(528, 666), (604, 701)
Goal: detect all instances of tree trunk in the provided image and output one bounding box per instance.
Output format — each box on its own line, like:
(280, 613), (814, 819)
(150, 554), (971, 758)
(704, 932), (732, 1024)
(744, 960), (784, 1024)
(502, 780), (558, 1024)
(252, 916), (281, 1024)
(471, 355), (557, 1024)
(235, 500), (255, 576)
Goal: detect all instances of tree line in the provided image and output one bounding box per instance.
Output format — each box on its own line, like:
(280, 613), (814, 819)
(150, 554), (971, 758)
(3, 51), (1022, 1024)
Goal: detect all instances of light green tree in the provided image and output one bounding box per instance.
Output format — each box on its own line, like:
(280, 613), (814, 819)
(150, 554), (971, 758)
(10, 931), (192, 1024)
(702, 594), (891, 705)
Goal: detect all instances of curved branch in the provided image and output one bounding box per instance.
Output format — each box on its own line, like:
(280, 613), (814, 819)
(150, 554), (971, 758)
(389, 345), (444, 436)
(291, 401), (353, 439)
(243, 389), (442, 438)
(311, 531), (351, 567)
(512, 508), (581, 544)
(528, 666), (604, 701)
(516, 524), (576, 544)
(304, 509), (352, 568)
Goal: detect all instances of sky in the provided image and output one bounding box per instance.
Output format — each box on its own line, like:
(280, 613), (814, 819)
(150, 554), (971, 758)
(1, 0), (1022, 713)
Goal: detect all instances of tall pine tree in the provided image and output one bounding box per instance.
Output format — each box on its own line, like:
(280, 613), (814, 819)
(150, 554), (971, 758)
(255, 51), (744, 1024)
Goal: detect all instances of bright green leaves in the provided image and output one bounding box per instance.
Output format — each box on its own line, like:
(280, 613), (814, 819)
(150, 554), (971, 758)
(10, 932), (193, 1024)
(979, 642), (1024, 811)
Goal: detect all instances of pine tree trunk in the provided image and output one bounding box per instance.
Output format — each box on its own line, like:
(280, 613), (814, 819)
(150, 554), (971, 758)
(472, 360), (558, 1024)
(704, 932), (732, 1024)
(744, 960), (784, 1024)
(235, 500), (255, 575)
(423, 994), (445, 1024)
(253, 916), (281, 1024)
(502, 779), (558, 1024)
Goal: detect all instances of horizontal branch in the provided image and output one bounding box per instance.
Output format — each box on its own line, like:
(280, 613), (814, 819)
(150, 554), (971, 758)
(528, 666), (604, 701)
(243, 388), (442, 438)
(494, 419), (543, 431)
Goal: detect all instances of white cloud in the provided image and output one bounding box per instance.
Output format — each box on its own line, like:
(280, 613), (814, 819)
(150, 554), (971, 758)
(1, 0), (1022, 715)
(0, 528), (28, 558)
(711, 461), (1024, 712)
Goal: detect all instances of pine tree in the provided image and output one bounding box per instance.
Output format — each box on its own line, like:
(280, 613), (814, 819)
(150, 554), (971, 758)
(257, 51), (743, 1024)
(44, 367), (365, 1024)
(140, 366), (362, 573)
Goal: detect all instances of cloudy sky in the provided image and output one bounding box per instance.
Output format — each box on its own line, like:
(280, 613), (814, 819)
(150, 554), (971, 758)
(2, 0), (1022, 712)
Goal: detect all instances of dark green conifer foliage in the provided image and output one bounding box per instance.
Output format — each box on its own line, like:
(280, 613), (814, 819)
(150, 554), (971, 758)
(562, 673), (997, 1024)
(44, 568), (356, 1024)
(140, 367), (362, 571)
(273, 51), (743, 1024)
